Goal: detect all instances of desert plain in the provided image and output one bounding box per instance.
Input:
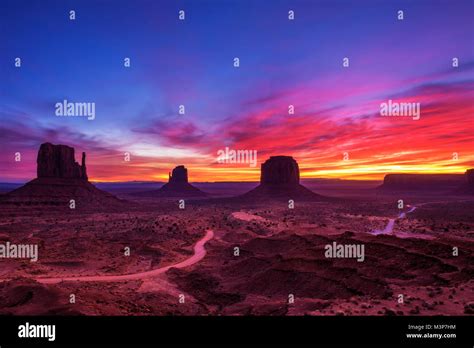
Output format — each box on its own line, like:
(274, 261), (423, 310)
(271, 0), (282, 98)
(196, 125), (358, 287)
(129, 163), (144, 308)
(0, 178), (473, 316)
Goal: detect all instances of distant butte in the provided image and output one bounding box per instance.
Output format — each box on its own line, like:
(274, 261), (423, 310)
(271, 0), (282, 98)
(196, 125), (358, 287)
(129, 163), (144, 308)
(158, 165), (206, 197)
(466, 169), (474, 187)
(460, 169), (474, 195)
(240, 156), (324, 201)
(136, 165), (206, 198)
(1, 142), (121, 208)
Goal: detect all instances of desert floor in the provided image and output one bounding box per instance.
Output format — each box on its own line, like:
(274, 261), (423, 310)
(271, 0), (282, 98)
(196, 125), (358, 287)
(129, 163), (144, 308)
(0, 187), (473, 316)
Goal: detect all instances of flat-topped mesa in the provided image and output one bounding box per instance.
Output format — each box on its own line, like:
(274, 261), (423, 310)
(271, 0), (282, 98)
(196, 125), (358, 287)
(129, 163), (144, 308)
(37, 142), (88, 180)
(260, 156), (300, 186)
(380, 173), (464, 191)
(169, 165), (188, 184)
(240, 155), (324, 201)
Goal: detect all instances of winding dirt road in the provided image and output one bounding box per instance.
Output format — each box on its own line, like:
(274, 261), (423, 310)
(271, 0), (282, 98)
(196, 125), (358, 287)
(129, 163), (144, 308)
(370, 199), (472, 238)
(370, 200), (474, 239)
(371, 204), (422, 236)
(35, 230), (214, 284)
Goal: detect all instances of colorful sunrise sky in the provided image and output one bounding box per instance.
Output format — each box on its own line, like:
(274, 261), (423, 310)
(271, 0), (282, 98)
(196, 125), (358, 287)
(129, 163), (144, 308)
(1, 0), (473, 182)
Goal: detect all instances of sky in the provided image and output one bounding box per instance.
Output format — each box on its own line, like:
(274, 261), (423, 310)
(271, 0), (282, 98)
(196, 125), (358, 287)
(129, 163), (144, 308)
(1, 0), (473, 182)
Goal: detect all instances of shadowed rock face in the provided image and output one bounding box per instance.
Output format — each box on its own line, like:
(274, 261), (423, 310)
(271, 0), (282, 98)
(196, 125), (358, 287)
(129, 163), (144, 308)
(134, 165), (206, 198)
(261, 156), (299, 186)
(241, 156), (323, 201)
(158, 165), (205, 197)
(379, 174), (464, 192)
(37, 143), (87, 180)
(2, 143), (122, 208)
(133, 165), (207, 199)
(169, 165), (188, 184)
(463, 169), (474, 194)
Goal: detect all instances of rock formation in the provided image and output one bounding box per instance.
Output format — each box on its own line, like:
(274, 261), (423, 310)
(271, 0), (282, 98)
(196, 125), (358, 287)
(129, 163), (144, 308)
(261, 156), (299, 186)
(241, 156), (323, 201)
(136, 165), (206, 198)
(37, 143), (88, 180)
(466, 169), (474, 186)
(158, 165), (206, 197)
(379, 173), (465, 192)
(169, 166), (188, 184)
(1, 143), (121, 208)
(458, 169), (474, 194)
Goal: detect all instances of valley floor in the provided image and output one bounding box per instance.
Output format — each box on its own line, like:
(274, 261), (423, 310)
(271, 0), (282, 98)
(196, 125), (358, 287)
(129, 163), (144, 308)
(0, 191), (473, 316)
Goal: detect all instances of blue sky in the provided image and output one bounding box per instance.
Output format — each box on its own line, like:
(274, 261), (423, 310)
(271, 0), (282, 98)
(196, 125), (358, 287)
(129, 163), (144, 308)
(1, 0), (473, 182)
